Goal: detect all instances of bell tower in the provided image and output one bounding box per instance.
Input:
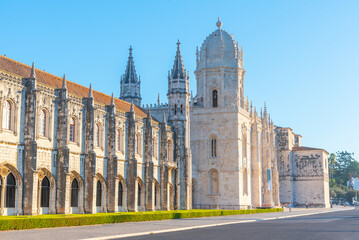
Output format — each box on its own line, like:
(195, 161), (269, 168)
(167, 40), (192, 209)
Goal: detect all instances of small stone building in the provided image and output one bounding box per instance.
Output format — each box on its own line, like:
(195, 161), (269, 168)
(276, 127), (330, 208)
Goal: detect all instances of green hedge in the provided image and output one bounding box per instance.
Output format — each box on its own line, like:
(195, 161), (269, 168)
(0, 208), (282, 231)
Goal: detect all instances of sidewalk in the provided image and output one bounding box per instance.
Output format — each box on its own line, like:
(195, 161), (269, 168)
(0, 207), (353, 240)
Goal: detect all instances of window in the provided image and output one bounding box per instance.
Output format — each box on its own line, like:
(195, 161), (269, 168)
(117, 129), (122, 152)
(137, 183), (141, 207)
(94, 124), (100, 147)
(71, 179), (79, 207)
(2, 100), (11, 130)
(6, 173), (16, 208)
(211, 138), (217, 158)
(154, 184), (158, 207)
(118, 181), (123, 207)
(180, 104), (183, 114)
(69, 118), (75, 142)
(41, 176), (50, 208)
(39, 110), (46, 137)
(96, 181), (102, 207)
(212, 90), (218, 108)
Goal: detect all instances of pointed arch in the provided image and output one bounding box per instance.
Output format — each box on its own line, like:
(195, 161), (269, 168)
(117, 175), (127, 212)
(153, 179), (160, 210)
(0, 163), (22, 215)
(136, 177), (144, 211)
(37, 168), (56, 214)
(95, 173), (107, 213)
(69, 171), (83, 213)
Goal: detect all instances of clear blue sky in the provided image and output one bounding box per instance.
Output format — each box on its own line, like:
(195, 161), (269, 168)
(1, 0), (358, 157)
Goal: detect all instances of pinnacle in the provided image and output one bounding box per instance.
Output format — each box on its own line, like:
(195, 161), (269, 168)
(88, 84), (93, 98)
(62, 74), (67, 89)
(30, 62), (36, 78)
(110, 92), (114, 105)
(162, 112), (166, 123)
(130, 101), (134, 113)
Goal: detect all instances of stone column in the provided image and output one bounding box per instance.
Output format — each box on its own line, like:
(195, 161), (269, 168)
(250, 116), (261, 207)
(0, 176), (5, 215)
(22, 72), (38, 215)
(144, 112), (153, 211)
(55, 82), (70, 214)
(126, 105), (137, 212)
(106, 99), (118, 213)
(84, 90), (96, 214)
(159, 120), (168, 210)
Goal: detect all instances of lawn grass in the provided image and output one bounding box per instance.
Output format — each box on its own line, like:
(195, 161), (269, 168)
(0, 208), (282, 231)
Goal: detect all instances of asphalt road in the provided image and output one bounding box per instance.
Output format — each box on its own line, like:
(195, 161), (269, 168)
(120, 208), (359, 240)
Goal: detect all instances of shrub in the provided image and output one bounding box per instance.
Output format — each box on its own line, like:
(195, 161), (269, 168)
(0, 208), (282, 231)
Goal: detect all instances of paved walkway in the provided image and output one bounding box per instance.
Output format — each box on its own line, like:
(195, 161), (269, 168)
(0, 207), (353, 240)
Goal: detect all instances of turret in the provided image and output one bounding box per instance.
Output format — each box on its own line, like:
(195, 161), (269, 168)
(120, 46), (142, 106)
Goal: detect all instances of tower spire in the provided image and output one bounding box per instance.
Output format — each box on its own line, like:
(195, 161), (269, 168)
(119, 46), (142, 106)
(171, 40), (186, 79)
(123, 46), (138, 83)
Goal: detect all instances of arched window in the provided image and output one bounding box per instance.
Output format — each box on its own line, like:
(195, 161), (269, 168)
(180, 104), (183, 114)
(39, 110), (46, 137)
(137, 182), (141, 207)
(41, 176), (50, 208)
(167, 140), (173, 162)
(96, 180), (102, 207)
(2, 100), (11, 130)
(69, 117), (75, 142)
(94, 124), (100, 147)
(118, 181), (123, 207)
(212, 90), (218, 108)
(117, 129), (122, 152)
(243, 168), (248, 195)
(211, 137), (217, 158)
(5, 173), (16, 208)
(208, 169), (219, 195)
(174, 104), (177, 115)
(71, 179), (79, 207)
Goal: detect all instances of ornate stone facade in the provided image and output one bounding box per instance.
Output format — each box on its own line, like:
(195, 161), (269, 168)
(0, 54), (183, 215)
(0, 19), (330, 216)
(276, 127), (330, 207)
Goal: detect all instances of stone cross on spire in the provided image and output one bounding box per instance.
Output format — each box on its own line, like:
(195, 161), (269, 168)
(171, 40), (186, 79)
